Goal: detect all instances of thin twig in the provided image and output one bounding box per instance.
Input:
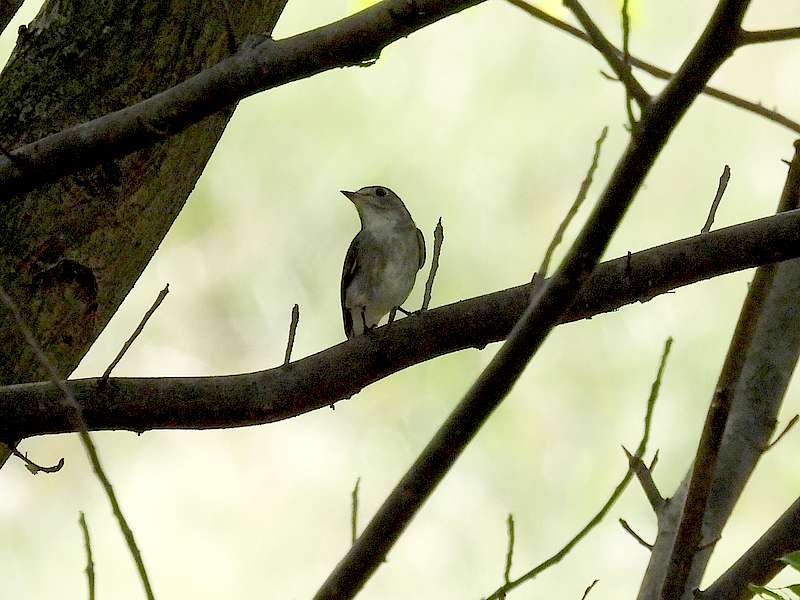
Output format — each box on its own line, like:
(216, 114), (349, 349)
(649, 449), (659, 472)
(739, 27), (800, 46)
(284, 304), (300, 367)
(101, 284), (169, 382)
(504, 0), (800, 136)
(563, 0), (650, 108)
(351, 477), (360, 545)
(580, 579), (599, 600)
(619, 518), (653, 550)
(765, 414), (799, 451)
(0, 285), (156, 600)
(79, 512), (96, 600)
(537, 126), (608, 280)
(11, 447), (64, 474)
(621, 0), (636, 130)
(421, 218), (444, 310)
(701, 165), (732, 233)
(504, 514), (515, 585)
(623, 446), (665, 512)
(483, 338), (672, 600)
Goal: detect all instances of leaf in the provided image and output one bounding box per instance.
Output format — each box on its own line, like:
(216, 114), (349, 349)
(748, 583), (787, 600)
(781, 551), (800, 572)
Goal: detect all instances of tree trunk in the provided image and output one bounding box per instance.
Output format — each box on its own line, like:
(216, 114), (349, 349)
(0, 0), (286, 450)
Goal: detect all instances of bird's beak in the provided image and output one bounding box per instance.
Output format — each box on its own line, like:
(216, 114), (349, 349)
(340, 190), (358, 203)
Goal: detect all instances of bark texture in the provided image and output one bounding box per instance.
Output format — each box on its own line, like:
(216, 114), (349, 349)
(0, 0), (286, 386)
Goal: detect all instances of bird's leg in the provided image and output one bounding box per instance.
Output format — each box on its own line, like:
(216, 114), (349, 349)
(361, 308), (376, 335)
(388, 308), (397, 323)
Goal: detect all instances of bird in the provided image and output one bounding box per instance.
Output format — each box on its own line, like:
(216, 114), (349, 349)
(340, 185), (426, 338)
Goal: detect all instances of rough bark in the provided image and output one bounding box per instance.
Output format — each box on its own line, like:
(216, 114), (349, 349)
(0, 0), (287, 470)
(0, 0), (286, 384)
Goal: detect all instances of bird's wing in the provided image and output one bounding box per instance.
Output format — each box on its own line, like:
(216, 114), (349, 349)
(416, 227), (426, 270)
(341, 235), (360, 338)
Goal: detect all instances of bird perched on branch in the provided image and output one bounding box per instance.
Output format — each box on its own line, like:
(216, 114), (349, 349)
(340, 186), (426, 338)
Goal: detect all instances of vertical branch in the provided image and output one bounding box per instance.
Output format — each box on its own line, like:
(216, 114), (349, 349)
(351, 477), (361, 545)
(701, 165), (732, 233)
(283, 304), (300, 367)
(655, 142), (800, 600)
(421, 218), (444, 310)
(504, 514), (515, 586)
(621, 0), (636, 130)
(79, 512), (96, 600)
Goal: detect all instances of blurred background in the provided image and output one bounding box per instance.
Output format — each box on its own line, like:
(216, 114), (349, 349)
(2, 0), (800, 598)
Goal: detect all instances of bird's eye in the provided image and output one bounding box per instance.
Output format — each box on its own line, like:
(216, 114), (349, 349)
(375, 187), (386, 197)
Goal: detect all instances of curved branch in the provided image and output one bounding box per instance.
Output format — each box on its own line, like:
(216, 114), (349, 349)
(0, 0), (482, 197)
(4, 198), (796, 441)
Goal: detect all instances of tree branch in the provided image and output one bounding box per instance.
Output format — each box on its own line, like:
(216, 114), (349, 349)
(0, 0), (483, 198)
(5, 208), (800, 440)
(702, 496), (800, 600)
(639, 142), (800, 600)
(504, 0), (800, 136)
(102, 284), (170, 382)
(484, 338), (670, 600)
(563, 0), (650, 109)
(312, 2), (750, 597)
(739, 27), (800, 46)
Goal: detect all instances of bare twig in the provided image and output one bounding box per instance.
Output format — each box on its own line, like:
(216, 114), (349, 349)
(620, 0), (636, 130)
(504, 514), (515, 585)
(283, 304), (300, 367)
(649, 449), (659, 472)
(351, 477), (360, 545)
(701, 165), (732, 233)
(537, 126), (608, 280)
(483, 338), (671, 600)
(623, 447), (665, 512)
(580, 580), (599, 600)
(739, 27), (800, 46)
(79, 512), (96, 600)
(0, 285), (156, 600)
(101, 284), (170, 382)
(765, 414), (799, 451)
(563, 0), (650, 108)
(619, 518), (653, 550)
(6, 210), (800, 439)
(504, 0), (800, 136)
(11, 447), (64, 474)
(422, 218), (444, 310)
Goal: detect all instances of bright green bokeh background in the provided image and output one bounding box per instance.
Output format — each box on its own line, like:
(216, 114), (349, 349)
(2, 1), (800, 599)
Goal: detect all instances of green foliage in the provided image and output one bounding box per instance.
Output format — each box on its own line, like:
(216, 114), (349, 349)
(749, 552), (800, 599)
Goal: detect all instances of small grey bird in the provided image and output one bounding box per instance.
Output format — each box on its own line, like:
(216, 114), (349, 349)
(340, 186), (426, 338)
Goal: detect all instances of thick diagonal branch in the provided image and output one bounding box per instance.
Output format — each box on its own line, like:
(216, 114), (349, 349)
(311, 3), (750, 598)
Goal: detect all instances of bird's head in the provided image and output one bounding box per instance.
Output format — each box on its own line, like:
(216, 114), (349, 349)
(341, 186), (413, 229)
